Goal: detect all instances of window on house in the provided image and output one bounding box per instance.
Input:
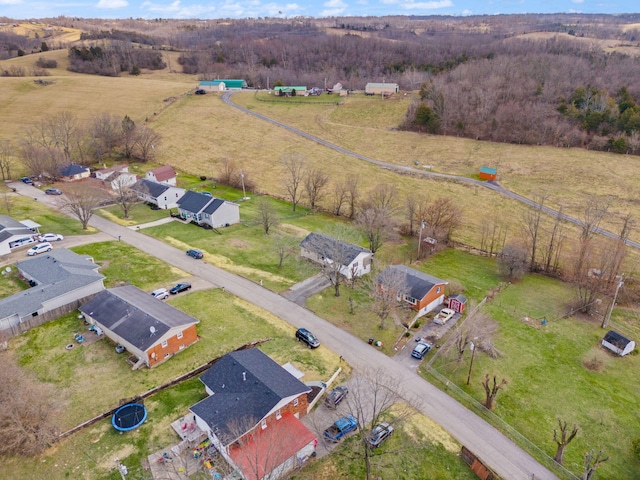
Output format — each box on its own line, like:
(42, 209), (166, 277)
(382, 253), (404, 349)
(404, 295), (417, 305)
(161, 340), (168, 348)
(276, 409), (281, 420)
(179, 344), (185, 350)
(177, 331), (183, 339)
(436, 287), (441, 294)
(293, 398), (299, 407)
(261, 419), (267, 430)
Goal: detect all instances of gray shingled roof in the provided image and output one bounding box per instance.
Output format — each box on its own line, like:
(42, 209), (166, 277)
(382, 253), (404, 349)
(603, 330), (632, 348)
(0, 249), (104, 319)
(299, 232), (370, 265)
(60, 163), (89, 176)
(385, 264), (447, 300)
(130, 178), (171, 198)
(202, 198), (225, 215)
(176, 191), (213, 214)
(79, 285), (199, 351)
(0, 215), (36, 242)
(190, 349), (310, 444)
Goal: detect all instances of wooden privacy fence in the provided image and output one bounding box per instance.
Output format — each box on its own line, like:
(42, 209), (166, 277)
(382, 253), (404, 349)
(461, 446), (502, 480)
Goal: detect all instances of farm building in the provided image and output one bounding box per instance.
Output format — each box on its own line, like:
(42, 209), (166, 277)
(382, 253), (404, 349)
(447, 293), (468, 314)
(365, 82), (399, 96)
(274, 86), (308, 96)
(602, 330), (636, 356)
(479, 166), (497, 181)
(199, 79), (248, 91)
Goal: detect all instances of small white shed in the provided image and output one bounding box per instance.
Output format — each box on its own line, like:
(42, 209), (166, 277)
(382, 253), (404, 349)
(602, 330), (636, 356)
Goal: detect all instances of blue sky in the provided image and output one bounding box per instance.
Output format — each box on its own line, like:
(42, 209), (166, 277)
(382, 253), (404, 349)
(0, 0), (637, 20)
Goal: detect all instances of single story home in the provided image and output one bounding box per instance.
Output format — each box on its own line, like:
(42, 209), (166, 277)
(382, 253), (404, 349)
(95, 164), (129, 181)
(365, 82), (399, 96)
(299, 232), (372, 280)
(176, 191), (240, 228)
(382, 264), (448, 316)
(602, 330), (636, 356)
(479, 166), (497, 181)
(79, 285), (200, 369)
(0, 215), (42, 256)
(199, 79), (248, 91)
(145, 165), (177, 186)
(0, 248), (105, 337)
(95, 165), (138, 190)
(190, 348), (316, 480)
(60, 163), (91, 181)
(129, 178), (185, 209)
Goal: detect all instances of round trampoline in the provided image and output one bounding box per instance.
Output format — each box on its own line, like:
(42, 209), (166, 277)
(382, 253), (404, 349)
(112, 403), (147, 432)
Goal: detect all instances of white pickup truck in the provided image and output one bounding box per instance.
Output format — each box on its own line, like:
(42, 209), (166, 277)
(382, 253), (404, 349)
(433, 308), (456, 325)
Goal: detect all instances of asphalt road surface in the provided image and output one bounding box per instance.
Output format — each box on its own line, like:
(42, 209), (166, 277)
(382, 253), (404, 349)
(11, 181), (558, 480)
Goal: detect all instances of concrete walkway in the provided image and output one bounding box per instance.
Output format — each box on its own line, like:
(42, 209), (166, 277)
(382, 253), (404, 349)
(9, 181), (558, 480)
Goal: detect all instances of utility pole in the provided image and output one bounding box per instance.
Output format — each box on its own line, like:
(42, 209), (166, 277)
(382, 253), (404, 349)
(240, 171), (247, 200)
(466, 340), (477, 385)
(417, 220), (426, 261)
(602, 273), (624, 329)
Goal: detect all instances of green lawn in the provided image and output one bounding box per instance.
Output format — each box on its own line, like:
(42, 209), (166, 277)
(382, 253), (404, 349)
(429, 273), (640, 479)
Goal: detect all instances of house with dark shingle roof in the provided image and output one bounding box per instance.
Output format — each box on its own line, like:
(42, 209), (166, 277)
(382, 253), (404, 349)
(177, 191), (240, 228)
(129, 178), (185, 209)
(0, 215), (41, 256)
(0, 248), (104, 337)
(299, 232), (372, 279)
(79, 285), (199, 369)
(145, 165), (177, 185)
(190, 348), (316, 480)
(382, 264), (448, 315)
(59, 163), (91, 181)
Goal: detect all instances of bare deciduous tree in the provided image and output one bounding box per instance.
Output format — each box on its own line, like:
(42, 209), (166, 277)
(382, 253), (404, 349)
(89, 113), (123, 159)
(423, 196), (462, 244)
(0, 140), (13, 180)
(61, 184), (109, 229)
(553, 418), (579, 465)
(113, 178), (139, 219)
(218, 158), (239, 186)
(481, 374), (507, 411)
(332, 179), (348, 216)
(121, 115), (136, 159)
(257, 197), (279, 235)
(133, 124), (161, 162)
(304, 167), (329, 210)
(345, 174), (359, 219)
(542, 206), (566, 275)
(282, 153), (305, 212)
(370, 266), (408, 329)
(451, 310), (498, 362)
(0, 192), (15, 215)
(576, 196), (610, 275)
(272, 232), (297, 269)
(522, 193), (548, 271)
(498, 242), (529, 281)
(480, 214), (508, 257)
(582, 449), (609, 480)
(0, 354), (59, 456)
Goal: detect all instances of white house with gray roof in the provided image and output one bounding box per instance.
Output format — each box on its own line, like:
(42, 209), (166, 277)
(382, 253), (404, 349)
(130, 178), (185, 209)
(299, 232), (372, 279)
(0, 248), (104, 337)
(177, 191), (240, 228)
(0, 215), (41, 256)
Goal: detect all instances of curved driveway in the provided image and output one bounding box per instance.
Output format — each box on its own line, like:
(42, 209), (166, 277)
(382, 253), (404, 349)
(223, 91), (638, 249)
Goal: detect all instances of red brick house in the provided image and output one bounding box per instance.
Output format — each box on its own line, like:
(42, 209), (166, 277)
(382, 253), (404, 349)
(382, 264), (448, 316)
(79, 285), (199, 369)
(190, 348), (316, 480)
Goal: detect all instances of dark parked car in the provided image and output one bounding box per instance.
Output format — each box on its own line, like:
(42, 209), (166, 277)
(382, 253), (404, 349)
(20, 177), (34, 185)
(186, 249), (204, 259)
(295, 328), (320, 348)
(324, 385), (349, 409)
(170, 282), (192, 294)
(195, 89), (207, 95)
(45, 188), (63, 195)
(411, 341), (432, 360)
(367, 422), (394, 448)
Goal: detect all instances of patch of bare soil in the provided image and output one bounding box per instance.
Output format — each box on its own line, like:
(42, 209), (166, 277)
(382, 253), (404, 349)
(228, 238), (250, 248)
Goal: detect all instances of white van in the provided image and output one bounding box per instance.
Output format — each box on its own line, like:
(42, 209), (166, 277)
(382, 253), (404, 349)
(151, 288), (169, 300)
(27, 242), (52, 256)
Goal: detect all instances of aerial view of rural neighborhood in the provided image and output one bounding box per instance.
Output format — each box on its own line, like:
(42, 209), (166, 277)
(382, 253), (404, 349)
(1, 11), (640, 480)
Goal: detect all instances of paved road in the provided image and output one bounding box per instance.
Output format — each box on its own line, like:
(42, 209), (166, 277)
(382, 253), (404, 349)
(222, 91), (639, 250)
(10, 182), (558, 480)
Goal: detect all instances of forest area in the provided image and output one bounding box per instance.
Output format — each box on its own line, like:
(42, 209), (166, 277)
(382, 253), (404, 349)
(2, 13), (640, 154)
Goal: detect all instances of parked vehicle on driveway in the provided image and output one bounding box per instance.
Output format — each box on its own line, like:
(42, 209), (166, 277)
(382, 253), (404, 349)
(296, 327), (320, 348)
(170, 283), (192, 294)
(45, 188), (63, 195)
(27, 242), (52, 256)
(38, 233), (63, 242)
(151, 288), (169, 300)
(20, 177), (34, 185)
(195, 89), (207, 94)
(367, 422), (394, 448)
(324, 385), (349, 409)
(433, 308), (456, 325)
(411, 341), (432, 359)
(186, 249), (204, 259)
(323, 415), (358, 443)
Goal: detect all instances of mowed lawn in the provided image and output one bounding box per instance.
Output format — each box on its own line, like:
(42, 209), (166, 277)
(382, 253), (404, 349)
(429, 269), (640, 479)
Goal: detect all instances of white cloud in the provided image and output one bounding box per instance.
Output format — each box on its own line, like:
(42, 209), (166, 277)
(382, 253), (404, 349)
(394, 0), (453, 9)
(0, 0), (23, 5)
(96, 0), (127, 8)
(321, 0), (347, 16)
(571, 0), (584, 3)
